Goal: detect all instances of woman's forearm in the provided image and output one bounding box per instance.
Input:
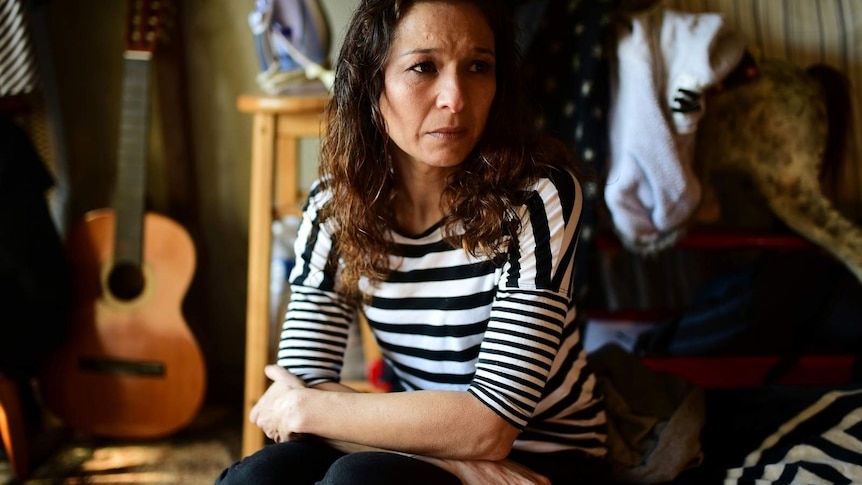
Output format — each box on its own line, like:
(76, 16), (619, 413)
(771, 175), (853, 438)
(286, 387), (519, 460)
(311, 381), (361, 393)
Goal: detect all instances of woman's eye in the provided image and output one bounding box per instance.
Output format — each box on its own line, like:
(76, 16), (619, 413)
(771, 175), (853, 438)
(409, 62), (436, 74)
(470, 61), (493, 74)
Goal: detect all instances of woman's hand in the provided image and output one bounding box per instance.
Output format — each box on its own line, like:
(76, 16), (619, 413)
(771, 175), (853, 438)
(418, 456), (551, 485)
(249, 365), (308, 443)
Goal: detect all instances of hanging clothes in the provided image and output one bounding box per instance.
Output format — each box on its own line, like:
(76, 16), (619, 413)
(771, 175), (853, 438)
(604, 5), (745, 252)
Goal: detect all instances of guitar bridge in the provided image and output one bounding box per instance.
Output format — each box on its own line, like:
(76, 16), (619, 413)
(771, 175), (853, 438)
(78, 357), (166, 377)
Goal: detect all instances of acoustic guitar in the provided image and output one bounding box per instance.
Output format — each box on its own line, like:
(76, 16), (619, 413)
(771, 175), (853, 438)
(40, 0), (206, 439)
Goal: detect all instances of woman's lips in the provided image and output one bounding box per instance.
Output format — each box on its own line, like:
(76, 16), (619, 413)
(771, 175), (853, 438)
(428, 127), (468, 140)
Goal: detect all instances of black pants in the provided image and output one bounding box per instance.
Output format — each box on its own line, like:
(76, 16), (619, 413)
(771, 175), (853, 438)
(214, 440), (461, 485)
(215, 440), (610, 485)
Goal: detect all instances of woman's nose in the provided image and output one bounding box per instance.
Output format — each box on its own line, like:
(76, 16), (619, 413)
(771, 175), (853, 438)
(436, 73), (466, 113)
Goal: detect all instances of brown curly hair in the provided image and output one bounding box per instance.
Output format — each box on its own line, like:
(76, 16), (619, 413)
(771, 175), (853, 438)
(319, 0), (572, 298)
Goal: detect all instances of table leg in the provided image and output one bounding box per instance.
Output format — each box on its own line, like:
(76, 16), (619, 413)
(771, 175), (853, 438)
(242, 113), (276, 457)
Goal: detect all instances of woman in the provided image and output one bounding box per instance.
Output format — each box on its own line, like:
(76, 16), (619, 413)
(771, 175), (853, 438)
(217, 0), (607, 483)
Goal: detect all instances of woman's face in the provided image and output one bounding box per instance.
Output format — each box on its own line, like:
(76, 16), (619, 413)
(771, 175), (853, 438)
(379, 1), (496, 175)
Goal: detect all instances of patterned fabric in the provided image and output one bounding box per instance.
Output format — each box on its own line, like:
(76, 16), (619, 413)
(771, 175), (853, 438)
(523, 0), (617, 172)
(280, 170), (608, 457)
(725, 389), (862, 484)
(0, 0), (39, 98)
(521, 0), (620, 306)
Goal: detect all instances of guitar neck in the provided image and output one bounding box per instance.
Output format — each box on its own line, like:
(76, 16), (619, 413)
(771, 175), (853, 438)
(113, 52), (152, 266)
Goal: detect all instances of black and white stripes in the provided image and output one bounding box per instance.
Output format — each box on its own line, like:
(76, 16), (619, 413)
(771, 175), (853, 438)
(0, 0), (39, 98)
(279, 169), (607, 456)
(725, 389), (862, 484)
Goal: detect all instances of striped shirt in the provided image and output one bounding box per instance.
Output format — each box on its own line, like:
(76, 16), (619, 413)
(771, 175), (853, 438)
(279, 167), (607, 457)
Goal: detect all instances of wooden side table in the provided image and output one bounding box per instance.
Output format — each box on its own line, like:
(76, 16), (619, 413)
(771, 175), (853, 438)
(236, 93), (329, 457)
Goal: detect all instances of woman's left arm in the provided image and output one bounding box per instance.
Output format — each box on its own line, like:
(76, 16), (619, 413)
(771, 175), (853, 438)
(251, 364), (520, 460)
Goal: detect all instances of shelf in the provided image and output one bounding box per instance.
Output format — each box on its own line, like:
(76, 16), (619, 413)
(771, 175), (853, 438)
(641, 355), (856, 388)
(588, 225), (855, 389)
(595, 227), (813, 251)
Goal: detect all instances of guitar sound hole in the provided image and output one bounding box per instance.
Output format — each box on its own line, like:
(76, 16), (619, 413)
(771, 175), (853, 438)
(108, 262), (146, 300)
